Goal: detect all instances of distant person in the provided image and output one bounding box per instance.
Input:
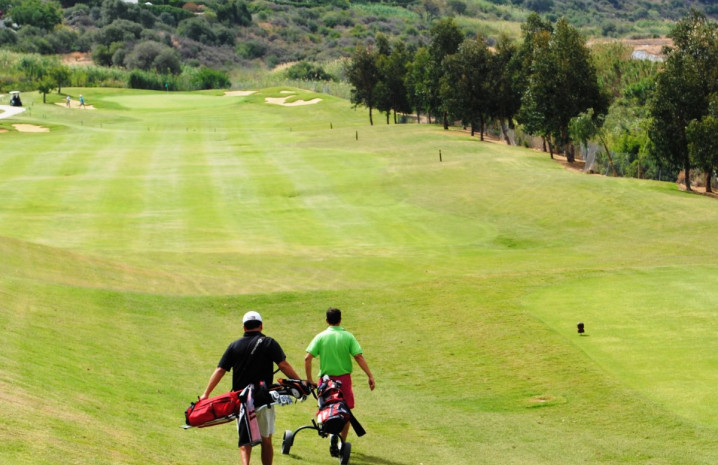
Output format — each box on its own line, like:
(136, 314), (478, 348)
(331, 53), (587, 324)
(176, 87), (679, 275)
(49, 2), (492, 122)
(79, 95), (85, 108)
(66, 95), (71, 108)
(200, 310), (302, 465)
(305, 308), (375, 453)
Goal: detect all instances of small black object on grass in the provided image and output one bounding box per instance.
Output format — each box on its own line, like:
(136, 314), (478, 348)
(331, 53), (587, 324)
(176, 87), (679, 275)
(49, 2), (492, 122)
(577, 322), (585, 335)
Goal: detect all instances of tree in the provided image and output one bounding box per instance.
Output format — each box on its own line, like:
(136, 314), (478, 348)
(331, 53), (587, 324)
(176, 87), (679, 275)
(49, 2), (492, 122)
(488, 33), (521, 145)
(152, 49), (181, 75)
(177, 17), (217, 45)
(50, 65), (71, 93)
(441, 36), (491, 138)
(514, 13), (553, 152)
(517, 17), (607, 161)
(346, 44), (380, 125)
(687, 115), (718, 192)
(37, 76), (54, 104)
(10, 0), (63, 31)
(405, 46), (432, 123)
(569, 108), (618, 176)
(428, 18), (464, 129)
(375, 38), (412, 124)
(213, 0), (251, 27)
(647, 10), (718, 191)
(686, 96), (718, 192)
(125, 41), (165, 71)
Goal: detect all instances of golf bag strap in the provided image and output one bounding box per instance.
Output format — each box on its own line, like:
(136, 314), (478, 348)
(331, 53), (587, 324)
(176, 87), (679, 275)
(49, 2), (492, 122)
(348, 410), (366, 437)
(236, 336), (267, 385)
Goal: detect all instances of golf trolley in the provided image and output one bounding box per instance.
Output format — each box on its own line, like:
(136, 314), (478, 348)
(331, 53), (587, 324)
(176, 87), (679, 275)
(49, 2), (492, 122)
(281, 376), (364, 465)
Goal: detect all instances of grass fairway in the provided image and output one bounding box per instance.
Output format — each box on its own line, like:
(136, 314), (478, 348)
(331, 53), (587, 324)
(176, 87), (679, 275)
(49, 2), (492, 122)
(2, 87), (718, 465)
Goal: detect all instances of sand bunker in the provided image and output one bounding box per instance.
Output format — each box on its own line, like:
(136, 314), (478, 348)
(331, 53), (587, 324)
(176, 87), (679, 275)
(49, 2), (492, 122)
(265, 96), (322, 106)
(13, 124), (49, 133)
(224, 90), (256, 96)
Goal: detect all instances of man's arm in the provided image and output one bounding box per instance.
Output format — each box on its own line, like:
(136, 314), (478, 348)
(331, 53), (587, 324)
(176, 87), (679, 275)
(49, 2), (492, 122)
(354, 354), (375, 390)
(199, 367), (227, 400)
(304, 353), (315, 386)
(277, 359), (301, 380)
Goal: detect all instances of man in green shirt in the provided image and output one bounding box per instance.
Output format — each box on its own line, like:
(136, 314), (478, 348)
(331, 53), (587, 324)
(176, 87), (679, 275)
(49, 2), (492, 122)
(305, 308), (375, 445)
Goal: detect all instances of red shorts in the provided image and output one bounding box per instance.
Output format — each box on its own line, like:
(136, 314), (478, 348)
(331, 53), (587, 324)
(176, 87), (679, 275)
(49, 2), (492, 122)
(329, 374), (354, 409)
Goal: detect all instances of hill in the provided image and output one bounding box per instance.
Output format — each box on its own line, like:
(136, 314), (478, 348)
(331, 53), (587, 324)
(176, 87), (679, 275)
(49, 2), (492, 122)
(2, 88), (718, 464)
(0, 0), (716, 73)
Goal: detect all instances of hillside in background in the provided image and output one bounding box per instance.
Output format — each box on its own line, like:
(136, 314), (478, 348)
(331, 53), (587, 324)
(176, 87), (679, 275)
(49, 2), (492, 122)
(0, 0), (715, 72)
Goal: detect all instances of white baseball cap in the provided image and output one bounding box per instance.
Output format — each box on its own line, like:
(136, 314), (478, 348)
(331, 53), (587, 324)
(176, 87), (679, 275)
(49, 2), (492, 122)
(242, 311), (263, 324)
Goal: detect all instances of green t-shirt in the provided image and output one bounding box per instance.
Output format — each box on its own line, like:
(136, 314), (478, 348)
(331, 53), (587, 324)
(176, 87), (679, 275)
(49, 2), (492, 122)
(306, 326), (363, 377)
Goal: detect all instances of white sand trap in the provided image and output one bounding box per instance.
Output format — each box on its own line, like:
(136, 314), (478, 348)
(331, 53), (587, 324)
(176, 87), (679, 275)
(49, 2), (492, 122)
(13, 124), (49, 133)
(265, 96), (322, 106)
(55, 102), (95, 110)
(280, 90), (296, 94)
(224, 90), (256, 96)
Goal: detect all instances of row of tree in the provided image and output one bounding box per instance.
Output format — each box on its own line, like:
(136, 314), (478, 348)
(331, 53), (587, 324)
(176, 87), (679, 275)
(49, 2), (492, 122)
(346, 11), (718, 191)
(347, 14), (607, 163)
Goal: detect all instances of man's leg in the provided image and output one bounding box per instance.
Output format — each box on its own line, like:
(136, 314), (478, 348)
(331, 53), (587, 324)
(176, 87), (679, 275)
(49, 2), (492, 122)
(260, 436), (273, 465)
(240, 444), (252, 465)
(256, 406), (276, 465)
(340, 421), (350, 443)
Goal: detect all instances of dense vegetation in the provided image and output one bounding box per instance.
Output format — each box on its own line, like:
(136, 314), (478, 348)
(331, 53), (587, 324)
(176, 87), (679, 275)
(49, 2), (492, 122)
(0, 0), (716, 74)
(344, 11), (718, 191)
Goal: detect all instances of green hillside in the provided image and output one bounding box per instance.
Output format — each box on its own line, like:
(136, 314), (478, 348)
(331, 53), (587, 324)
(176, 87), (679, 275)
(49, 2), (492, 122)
(1, 89), (718, 464)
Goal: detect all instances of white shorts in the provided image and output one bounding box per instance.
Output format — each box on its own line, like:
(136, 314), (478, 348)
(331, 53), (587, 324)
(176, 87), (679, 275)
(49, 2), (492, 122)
(258, 405), (275, 437)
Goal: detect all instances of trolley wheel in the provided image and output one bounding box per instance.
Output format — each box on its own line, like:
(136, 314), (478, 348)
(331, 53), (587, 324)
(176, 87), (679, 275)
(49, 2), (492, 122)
(339, 441), (351, 465)
(281, 430), (294, 455)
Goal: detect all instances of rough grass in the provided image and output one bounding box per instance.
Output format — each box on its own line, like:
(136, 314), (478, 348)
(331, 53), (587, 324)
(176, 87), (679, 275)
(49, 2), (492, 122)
(2, 88), (718, 464)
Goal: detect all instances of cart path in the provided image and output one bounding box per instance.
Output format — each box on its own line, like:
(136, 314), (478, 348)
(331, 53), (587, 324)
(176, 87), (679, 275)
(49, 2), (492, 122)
(0, 105), (27, 119)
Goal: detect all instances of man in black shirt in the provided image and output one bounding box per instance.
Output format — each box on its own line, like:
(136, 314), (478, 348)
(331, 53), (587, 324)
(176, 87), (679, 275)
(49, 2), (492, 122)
(200, 311), (301, 465)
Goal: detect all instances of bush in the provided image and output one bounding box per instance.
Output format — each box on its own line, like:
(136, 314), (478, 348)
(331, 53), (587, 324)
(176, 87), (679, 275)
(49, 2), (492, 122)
(286, 61), (333, 81)
(10, 0), (63, 31)
(125, 40), (165, 71)
(0, 29), (17, 47)
(128, 69), (174, 90)
(152, 48), (182, 74)
(236, 40), (267, 59)
(189, 66), (230, 89)
(177, 17), (216, 45)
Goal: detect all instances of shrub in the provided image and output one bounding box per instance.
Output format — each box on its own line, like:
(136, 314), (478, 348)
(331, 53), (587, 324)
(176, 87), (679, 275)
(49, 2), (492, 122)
(286, 61), (333, 81)
(189, 66), (230, 89)
(128, 69), (173, 90)
(236, 40), (267, 59)
(125, 40), (165, 71)
(0, 29), (17, 47)
(177, 17), (216, 45)
(152, 48), (182, 74)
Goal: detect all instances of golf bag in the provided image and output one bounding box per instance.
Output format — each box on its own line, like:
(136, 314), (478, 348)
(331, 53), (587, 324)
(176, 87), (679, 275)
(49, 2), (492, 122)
(315, 377), (351, 435)
(185, 391), (241, 428)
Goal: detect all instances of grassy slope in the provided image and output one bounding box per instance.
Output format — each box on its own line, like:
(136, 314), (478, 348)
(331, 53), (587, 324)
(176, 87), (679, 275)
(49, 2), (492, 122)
(1, 88), (718, 464)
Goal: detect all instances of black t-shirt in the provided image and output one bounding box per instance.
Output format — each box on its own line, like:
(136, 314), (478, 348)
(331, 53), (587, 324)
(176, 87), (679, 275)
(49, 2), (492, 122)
(218, 331), (286, 391)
